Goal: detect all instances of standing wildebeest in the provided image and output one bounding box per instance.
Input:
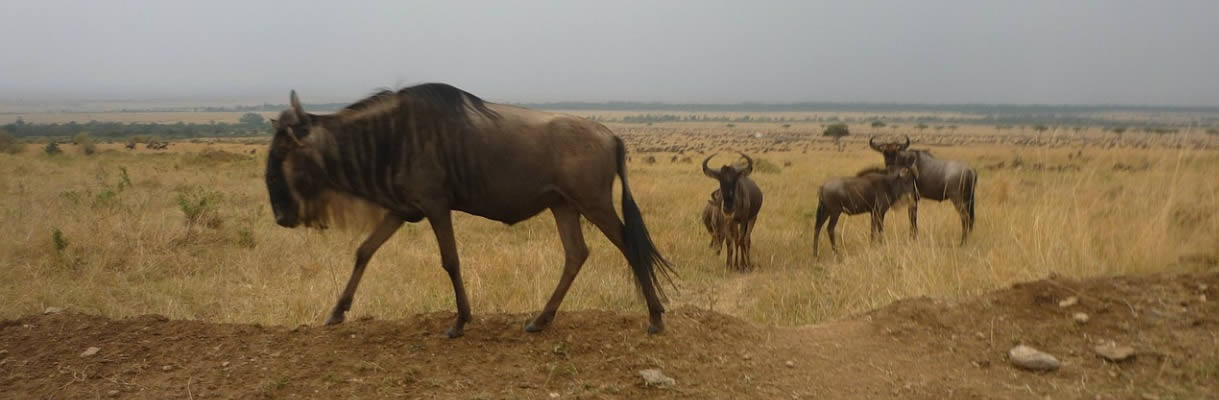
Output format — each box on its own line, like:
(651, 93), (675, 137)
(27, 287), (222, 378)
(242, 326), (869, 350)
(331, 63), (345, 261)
(702, 153), (763, 271)
(813, 166), (919, 257)
(870, 135), (978, 245)
(700, 189), (727, 255)
(264, 83), (675, 337)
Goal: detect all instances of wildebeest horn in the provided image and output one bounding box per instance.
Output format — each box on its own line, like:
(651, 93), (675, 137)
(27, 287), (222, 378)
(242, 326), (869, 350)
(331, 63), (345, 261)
(284, 127), (305, 146)
(290, 90), (305, 120)
(738, 152), (753, 176)
(899, 135), (911, 151)
(702, 153), (719, 178)
(869, 136), (882, 152)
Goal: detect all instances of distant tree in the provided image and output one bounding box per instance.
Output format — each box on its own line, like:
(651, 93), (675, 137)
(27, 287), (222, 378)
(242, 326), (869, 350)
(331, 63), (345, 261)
(915, 123), (928, 131)
(781, 124), (791, 129)
(823, 123), (850, 151)
(1033, 125), (1049, 133)
(870, 121), (886, 128)
(239, 113), (265, 127)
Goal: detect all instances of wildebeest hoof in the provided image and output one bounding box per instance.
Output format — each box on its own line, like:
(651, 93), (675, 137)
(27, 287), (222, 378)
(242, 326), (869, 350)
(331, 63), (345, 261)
(324, 314), (345, 326)
(524, 321), (547, 333)
(445, 326), (464, 338)
(647, 323), (665, 335)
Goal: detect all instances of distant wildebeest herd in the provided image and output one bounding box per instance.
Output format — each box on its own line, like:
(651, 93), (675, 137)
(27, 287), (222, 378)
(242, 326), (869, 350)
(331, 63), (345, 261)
(262, 83), (977, 337)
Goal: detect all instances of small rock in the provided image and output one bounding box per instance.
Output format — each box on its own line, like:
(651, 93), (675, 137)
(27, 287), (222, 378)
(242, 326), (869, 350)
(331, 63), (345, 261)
(221, 361), (230, 368)
(548, 393), (560, 398)
(161, 365), (173, 371)
(784, 360), (795, 368)
(1008, 345), (1060, 371)
(43, 307), (63, 314)
(639, 368), (676, 388)
(1073, 312), (1090, 324)
(80, 347), (100, 357)
(742, 353), (753, 361)
(1058, 296), (1078, 308)
(1141, 393), (1160, 400)
(0, 349), (7, 355)
(1094, 343), (1135, 362)
(1199, 283), (1209, 292)
(107, 390), (120, 398)
(1201, 295), (1207, 303)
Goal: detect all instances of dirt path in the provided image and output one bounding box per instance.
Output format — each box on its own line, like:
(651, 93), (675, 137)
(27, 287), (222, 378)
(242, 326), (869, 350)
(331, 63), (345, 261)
(2, 271), (1216, 399)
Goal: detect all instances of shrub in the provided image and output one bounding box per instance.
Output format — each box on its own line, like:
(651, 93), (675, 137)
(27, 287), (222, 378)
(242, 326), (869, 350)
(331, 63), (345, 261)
(73, 133), (97, 155)
(0, 131), (25, 154)
(176, 186), (223, 230)
(44, 142), (62, 155)
(52, 228), (69, 253)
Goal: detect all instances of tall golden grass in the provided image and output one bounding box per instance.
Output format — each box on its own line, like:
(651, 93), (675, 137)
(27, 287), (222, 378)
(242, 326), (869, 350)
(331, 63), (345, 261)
(0, 126), (1215, 328)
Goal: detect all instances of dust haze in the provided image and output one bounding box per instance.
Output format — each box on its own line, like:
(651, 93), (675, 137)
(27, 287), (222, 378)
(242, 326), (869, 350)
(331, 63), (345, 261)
(2, 1), (1217, 106)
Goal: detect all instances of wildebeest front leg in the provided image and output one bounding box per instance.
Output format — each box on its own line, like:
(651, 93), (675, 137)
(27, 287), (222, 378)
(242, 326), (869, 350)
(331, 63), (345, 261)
(908, 199), (919, 239)
(870, 209), (885, 244)
(526, 205), (589, 333)
(427, 210), (472, 338)
(326, 214), (405, 326)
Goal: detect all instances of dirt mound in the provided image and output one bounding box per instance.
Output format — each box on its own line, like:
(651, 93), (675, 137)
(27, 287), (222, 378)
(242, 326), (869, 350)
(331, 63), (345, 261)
(2, 271), (1216, 399)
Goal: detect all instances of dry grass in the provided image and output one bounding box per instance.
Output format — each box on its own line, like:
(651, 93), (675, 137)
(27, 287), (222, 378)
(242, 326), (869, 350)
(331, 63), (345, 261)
(1, 122), (1216, 329)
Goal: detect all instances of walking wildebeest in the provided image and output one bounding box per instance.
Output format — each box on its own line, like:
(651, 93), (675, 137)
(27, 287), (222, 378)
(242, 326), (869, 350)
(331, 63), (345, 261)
(264, 83), (676, 337)
(813, 166), (919, 257)
(870, 135), (978, 245)
(700, 189), (727, 255)
(702, 153), (763, 271)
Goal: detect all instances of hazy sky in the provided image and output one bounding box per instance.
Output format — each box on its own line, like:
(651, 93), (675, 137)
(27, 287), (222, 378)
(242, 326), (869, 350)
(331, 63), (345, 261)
(2, 1), (1217, 106)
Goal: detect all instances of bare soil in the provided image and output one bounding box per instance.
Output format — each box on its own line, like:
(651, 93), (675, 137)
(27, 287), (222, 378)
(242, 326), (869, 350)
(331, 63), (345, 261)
(2, 271), (1216, 399)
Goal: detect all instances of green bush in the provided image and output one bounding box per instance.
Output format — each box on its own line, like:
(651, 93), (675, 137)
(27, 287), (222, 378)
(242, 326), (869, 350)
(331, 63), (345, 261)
(176, 186), (223, 229)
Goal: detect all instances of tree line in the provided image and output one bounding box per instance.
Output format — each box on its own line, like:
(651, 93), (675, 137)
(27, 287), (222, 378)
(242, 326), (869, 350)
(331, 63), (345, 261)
(2, 113), (269, 139)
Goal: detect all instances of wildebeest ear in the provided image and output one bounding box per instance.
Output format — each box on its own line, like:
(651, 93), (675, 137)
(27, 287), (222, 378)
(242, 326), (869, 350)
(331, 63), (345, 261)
(290, 90), (305, 121)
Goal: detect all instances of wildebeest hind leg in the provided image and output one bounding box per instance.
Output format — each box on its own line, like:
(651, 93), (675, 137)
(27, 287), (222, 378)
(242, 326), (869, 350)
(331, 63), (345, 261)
(427, 210), (472, 338)
(742, 218), (757, 271)
(526, 205), (589, 333)
(583, 205), (666, 334)
(326, 214), (405, 326)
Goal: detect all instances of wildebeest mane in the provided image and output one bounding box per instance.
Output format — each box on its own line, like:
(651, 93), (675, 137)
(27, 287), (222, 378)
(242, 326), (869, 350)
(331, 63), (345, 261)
(337, 83), (499, 122)
(855, 165), (891, 177)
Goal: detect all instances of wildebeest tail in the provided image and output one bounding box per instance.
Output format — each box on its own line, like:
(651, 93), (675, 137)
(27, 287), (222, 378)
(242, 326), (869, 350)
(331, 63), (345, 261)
(614, 136), (678, 300)
(966, 171), (978, 228)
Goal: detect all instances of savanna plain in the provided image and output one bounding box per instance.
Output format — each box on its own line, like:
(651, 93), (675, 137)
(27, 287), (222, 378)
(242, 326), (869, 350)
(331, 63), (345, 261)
(1, 113), (1217, 399)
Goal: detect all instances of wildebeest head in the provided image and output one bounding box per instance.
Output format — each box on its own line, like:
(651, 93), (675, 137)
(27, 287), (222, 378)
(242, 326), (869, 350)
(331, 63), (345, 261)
(265, 90), (327, 228)
(869, 135), (911, 166)
(702, 152), (753, 217)
(888, 166), (920, 201)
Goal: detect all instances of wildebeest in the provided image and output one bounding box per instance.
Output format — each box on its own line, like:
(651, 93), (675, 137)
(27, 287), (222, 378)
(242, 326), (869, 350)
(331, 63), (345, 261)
(870, 135), (978, 245)
(702, 153), (763, 271)
(813, 166), (919, 257)
(264, 83), (675, 337)
(700, 189), (727, 255)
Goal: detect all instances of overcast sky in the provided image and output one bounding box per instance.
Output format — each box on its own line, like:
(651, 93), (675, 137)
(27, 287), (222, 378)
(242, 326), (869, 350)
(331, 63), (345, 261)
(2, 1), (1217, 106)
